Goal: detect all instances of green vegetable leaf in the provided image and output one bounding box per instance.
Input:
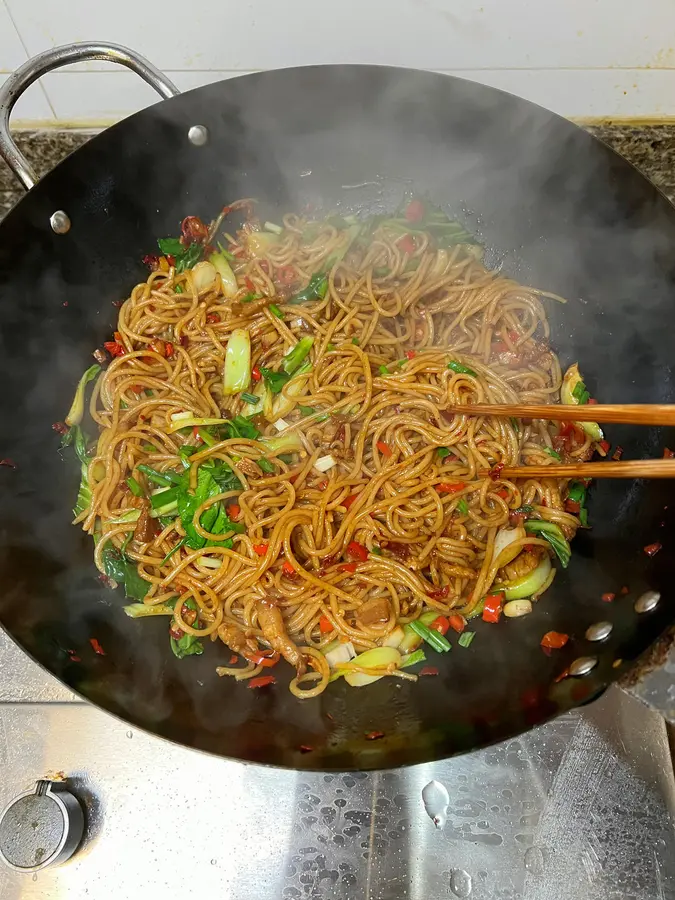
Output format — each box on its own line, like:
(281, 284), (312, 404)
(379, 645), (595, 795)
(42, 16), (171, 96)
(288, 272), (329, 305)
(65, 363), (101, 428)
(170, 596), (204, 659)
(298, 405), (316, 416)
(524, 519), (571, 568)
(205, 460), (243, 493)
(223, 415), (261, 441)
(102, 546), (149, 601)
(544, 447), (562, 461)
(437, 447), (451, 459)
(457, 499), (469, 515)
(175, 242), (204, 273)
(400, 649), (426, 668)
(448, 360), (477, 377)
(409, 619), (452, 653)
(259, 366), (292, 395)
(281, 336), (314, 375)
(257, 458), (275, 474)
(157, 237), (183, 256)
(177, 466), (221, 550)
(126, 476), (143, 497)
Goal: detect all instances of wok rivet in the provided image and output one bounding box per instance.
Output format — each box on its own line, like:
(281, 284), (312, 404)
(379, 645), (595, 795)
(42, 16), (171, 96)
(585, 621), (612, 642)
(188, 125), (209, 146)
(634, 590), (660, 613)
(49, 210), (71, 234)
(568, 656), (598, 677)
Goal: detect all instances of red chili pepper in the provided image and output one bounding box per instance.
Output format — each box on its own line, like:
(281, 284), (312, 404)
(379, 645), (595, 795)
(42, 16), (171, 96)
(491, 341), (508, 354)
(227, 503), (240, 519)
(317, 479), (328, 490)
(346, 541), (368, 562)
(559, 421), (574, 437)
(248, 675), (276, 689)
(319, 615), (334, 634)
(67, 649), (81, 663)
(482, 593), (504, 623)
(427, 585), (450, 600)
(587, 397), (598, 405)
(597, 440), (611, 456)
(0, 458), (16, 468)
(142, 254), (160, 270)
(620, 585), (629, 595)
(437, 482), (465, 494)
(206, 312), (221, 324)
(150, 339), (169, 357)
(405, 199), (425, 222)
(365, 730), (385, 740)
(52, 421), (69, 435)
(664, 447), (675, 459)
(245, 276), (256, 292)
(181, 215), (209, 244)
(495, 488), (509, 499)
(192, 426), (203, 443)
(343, 494), (359, 510)
(540, 631), (569, 650)
(430, 615), (450, 636)
(258, 259), (270, 275)
(89, 638), (106, 656)
(601, 592), (616, 603)
(282, 561), (296, 577)
(448, 614), (466, 633)
(299, 744), (314, 753)
(252, 366), (262, 383)
(397, 234), (416, 255)
(564, 499), (581, 514)
(277, 265), (296, 285)
(405, 349), (416, 359)
(554, 666), (570, 683)
(104, 341), (126, 357)
(376, 440), (392, 457)
(507, 330), (520, 342)
(245, 649), (280, 668)
(339, 562), (358, 574)
(253, 542), (269, 556)
(611, 445), (623, 461)
(229, 655), (239, 665)
(644, 542), (662, 557)
(419, 667), (439, 677)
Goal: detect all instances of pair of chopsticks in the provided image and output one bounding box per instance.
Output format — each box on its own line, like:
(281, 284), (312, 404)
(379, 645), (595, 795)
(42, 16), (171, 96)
(445, 403), (675, 479)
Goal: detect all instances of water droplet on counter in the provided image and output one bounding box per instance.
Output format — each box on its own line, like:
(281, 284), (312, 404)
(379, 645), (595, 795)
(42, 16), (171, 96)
(126, 731), (133, 739)
(450, 869), (472, 897)
(32, 874), (38, 882)
(524, 845), (545, 875)
(210, 859), (217, 866)
(422, 780), (449, 829)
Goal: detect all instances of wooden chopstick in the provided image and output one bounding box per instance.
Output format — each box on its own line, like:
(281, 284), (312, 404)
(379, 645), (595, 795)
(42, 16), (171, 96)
(446, 403), (675, 426)
(485, 460), (675, 479)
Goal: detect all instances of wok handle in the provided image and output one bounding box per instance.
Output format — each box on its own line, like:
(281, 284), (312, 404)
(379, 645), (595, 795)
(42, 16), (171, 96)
(0, 42), (180, 191)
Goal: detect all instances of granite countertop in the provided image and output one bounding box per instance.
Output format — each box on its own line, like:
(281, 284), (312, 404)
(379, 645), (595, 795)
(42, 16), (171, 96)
(1, 124), (675, 217)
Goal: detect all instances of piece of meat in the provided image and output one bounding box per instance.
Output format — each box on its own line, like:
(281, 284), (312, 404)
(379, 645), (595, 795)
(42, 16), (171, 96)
(256, 597), (306, 675)
(443, 564), (479, 580)
(499, 548), (541, 583)
(237, 458), (262, 478)
(133, 501), (155, 543)
(218, 620), (258, 657)
(356, 596), (391, 628)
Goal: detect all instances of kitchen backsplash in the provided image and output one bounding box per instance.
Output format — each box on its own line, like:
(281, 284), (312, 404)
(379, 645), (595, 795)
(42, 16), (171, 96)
(1, 0), (675, 125)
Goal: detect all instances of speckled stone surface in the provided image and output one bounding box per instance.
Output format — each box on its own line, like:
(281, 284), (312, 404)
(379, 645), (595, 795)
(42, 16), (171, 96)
(1, 125), (675, 220)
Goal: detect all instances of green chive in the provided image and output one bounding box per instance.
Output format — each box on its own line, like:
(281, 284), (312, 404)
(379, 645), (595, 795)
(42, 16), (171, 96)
(544, 447), (562, 461)
(457, 498), (469, 516)
(447, 360), (477, 377)
(269, 303), (283, 319)
(315, 413), (330, 423)
(579, 508), (589, 527)
(378, 365), (389, 376)
(437, 447), (451, 459)
(298, 405), (316, 416)
(137, 464), (181, 487)
(458, 631), (475, 648)
(327, 343), (336, 351)
(257, 458), (275, 474)
(126, 476), (143, 497)
(160, 537), (187, 566)
(510, 417), (519, 432)
(174, 284), (184, 294)
(241, 392), (259, 405)
(409, 619), (452, 653)
(351, 338), (359, 345)
(371, 546), (382, 556)
(143, 443), (157, 452)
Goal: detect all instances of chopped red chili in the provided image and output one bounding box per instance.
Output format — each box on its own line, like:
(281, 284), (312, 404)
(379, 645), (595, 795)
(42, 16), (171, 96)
(376, 440), (392, 457)
(564, 499), (581, 514)
(104, 340), (126, 358)
(482, 593), (504, 623)
(427, 585), (450, 600)
(587, 397), (598, 405)
(206, 313), (221, 324)
(253, 542), (269, 556)
(644, 542), (662, 557)
(227, 503), (240, 519)
(405, 199), (425, 222)
(142, 253), (160, 270)
(601, 592), (616, 603)
(419, 667), (439, 677)
(365, 730), (385, 740)
(246, 650), (280, 668)
(248, 675), (276, 689)
(488, 463), (504, 481)
(597, 440), (611, 456)
(339, 562), (359, 574)
(448, 614), (466, 633)
(0, 458), (16, 468)
(405, 349), (416, 360)
(430, 616), (450, 636)
(611, 445), (624, 461)
(397, 234), (416, 255)
(282, 561), (296, 577)
(299, 744), (314, 753)
(245, 276), (256, 292)
(52, 421), (69, 435)
(319, 615), (334, 633)
(495, 488), (509, 500)
(89, 638), (106, 656)
(67, 649), (81, 663)
(346, 541), (368, 562)
(437, 482), (465, 494)
(620, 585), (629, 595)
(540, 631), (569, 650)
(229, 655), (238, 665)
(664, 447), (675, 459)
(343, 493), (359, 510)
(252, 366), (262, 382)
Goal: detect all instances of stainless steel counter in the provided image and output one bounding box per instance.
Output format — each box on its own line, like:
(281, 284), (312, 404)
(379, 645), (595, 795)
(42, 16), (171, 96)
(0, 630), (673, 900)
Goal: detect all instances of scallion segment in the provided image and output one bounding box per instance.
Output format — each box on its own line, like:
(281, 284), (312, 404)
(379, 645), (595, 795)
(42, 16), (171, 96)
(409, 619), (452, 653)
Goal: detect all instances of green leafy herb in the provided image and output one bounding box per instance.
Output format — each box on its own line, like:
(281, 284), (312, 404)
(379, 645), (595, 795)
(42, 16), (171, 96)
(458, 631), (475, 648)
(224, 415), (261, 441)
(351, 338), (359, 346)
(326, 343), (336, 351)
(524, 519), (571, 568)
(206, 461), (243, 493)
(259, 366), (292, 395)
(457, 498), (469, 516)
(567, 482), (587, 504)
(150, 487), (180, 510)
(126, 476), (143, 497)
(257, 458), (275, 474)
(378, 365), (389, 376)
(510, 417), (520, 432)
(102, 546), (149, 601)
(371, 546), (382, 556)
(298, 405), (316, 416)
(269, 303), (283, 319)
(281, 337), (314, 375)
(175, 242), (203, 273)
(288, 272), (329, 304)
(572, 379), (590, 405)
(437, 447), (451, 459)
(170, 596), (204, 659)
(161, 536), (188, 565)
(447, 360), (477, 377)
(544, 447), (562, 461)
(174, 284), (184, 294)
(157, 237), (183, 256)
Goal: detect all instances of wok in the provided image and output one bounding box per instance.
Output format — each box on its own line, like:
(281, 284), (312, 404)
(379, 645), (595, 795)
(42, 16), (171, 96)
(0, 43), (673, 770)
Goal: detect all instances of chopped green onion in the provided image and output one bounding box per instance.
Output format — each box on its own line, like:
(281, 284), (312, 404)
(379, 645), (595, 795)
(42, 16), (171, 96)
(378, 365), (389, 376)
(65, 364), (101, 427)
(447, 360), (477, 377)
(572, 380), (590, 404)
(567, 481), (587, 504)
(143, 443), (157, 452)
(257, 458), (275, 474)
(174, 284), (184, 294)
(289, 272), (329, 305)
(298, 405), (316, 416)
(263, 221), (283, 234)
(281, 336), (314, 375)
(223, 328), (252, 395)
(371, 546), (382, 556)
(137, 464), (182, 487)
(544, 447), (562, 461)
(400, 649), (426, 668)
(217, 242), (235, 262)
(241, 392), (259, 405)
(269, 303), (283, 319)
(510, 417), (519, 432)
(124, 602), (176, 618)
(457, 498), (469, 516)
(409, 619), (452, 653)
(197, 427), (217, 448)
(160, 537), (188, 566)
(326, 343), (336, 351)
(437, 447), (451, 459)
(458, 631), (475, 648)
(150, 487), (179, 510)
(126, 476), (143, 497)
(259, 432), (303, 455)
(579, 508), (589, 527)
(351, 337), (359, 345)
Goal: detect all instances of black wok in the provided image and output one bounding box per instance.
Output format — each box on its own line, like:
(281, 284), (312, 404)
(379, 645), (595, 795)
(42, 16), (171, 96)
(0, 44), (673, 770)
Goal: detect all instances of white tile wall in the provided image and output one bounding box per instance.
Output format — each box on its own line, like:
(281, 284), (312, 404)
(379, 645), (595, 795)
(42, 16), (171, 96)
(2, 0), (675, 124)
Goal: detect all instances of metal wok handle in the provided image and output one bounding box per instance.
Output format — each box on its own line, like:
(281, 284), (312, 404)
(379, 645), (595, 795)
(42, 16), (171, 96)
(0, 41), (180, 191)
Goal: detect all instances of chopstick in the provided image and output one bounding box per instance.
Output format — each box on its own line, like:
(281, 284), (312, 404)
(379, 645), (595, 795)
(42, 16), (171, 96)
(446, 403), (675, 426)
(485, 460), (675, 479)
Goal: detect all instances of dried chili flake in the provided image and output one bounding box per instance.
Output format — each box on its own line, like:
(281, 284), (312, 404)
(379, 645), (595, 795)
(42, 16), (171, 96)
(644, 542), (662, 557)
(419, 666), (439, 677)
(601, 592), (616, 603)
(365, 730), (385, 740)
(89, 638), (106, 656)
(0, 458), (16, 468)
